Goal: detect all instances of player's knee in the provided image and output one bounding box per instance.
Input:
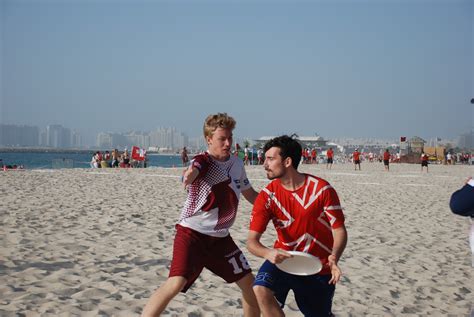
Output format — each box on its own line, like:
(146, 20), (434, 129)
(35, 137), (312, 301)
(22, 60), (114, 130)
(165, 277), (187, 295)
(252, 285), (273, 303)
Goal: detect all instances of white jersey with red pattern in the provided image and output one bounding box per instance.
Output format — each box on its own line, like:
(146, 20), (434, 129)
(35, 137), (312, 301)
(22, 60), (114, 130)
(250, 174), (345, 275)
(179, 152), (251, 237)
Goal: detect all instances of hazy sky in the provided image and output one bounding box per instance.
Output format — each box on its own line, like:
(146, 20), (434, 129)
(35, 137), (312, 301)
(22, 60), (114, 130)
(1, 0), (473, 145)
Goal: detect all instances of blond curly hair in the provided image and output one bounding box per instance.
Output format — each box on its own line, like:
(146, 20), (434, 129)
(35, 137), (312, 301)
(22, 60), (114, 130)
(203, 113), (236, 138)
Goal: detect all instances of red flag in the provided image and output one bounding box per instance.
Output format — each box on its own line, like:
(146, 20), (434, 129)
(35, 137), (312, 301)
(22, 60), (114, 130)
(131, 146), (146, 161)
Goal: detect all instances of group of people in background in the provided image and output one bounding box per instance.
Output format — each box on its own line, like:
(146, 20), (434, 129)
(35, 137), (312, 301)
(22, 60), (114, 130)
(239, 145), (336, 168)
(90, 148), (147, 168)
(0, 158), (24, 171)
(186, 140), (472, 172)
(301, 147), (319, 164)
(445, 152), (472, 165)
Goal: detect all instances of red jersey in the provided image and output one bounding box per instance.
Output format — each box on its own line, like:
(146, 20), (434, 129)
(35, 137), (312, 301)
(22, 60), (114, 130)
(353, 151), (360, 161)
(327, 149), (334, 159)
(383, 152), (390, 160)
(250, 174), (345, 275)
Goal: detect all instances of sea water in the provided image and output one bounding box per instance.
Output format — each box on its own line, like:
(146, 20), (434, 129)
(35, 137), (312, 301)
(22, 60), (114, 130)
(0, 151), (184, 169)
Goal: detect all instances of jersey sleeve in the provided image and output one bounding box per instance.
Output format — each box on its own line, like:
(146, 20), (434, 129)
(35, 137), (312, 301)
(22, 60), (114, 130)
(249, 190), (272, 233)
(322, 185), (345, 229)
(240, 163), (251, 191)
(191, 153), (210, 179)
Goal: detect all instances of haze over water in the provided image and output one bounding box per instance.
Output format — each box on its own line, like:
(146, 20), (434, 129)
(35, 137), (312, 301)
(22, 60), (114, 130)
(2, 0), (472, 145)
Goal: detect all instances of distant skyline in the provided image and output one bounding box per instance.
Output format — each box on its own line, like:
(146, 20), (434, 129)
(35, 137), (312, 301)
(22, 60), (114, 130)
(1, 0), (473, 146)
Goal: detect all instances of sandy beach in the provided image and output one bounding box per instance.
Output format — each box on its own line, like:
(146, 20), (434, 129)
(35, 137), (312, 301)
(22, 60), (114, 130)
(1, 162), (473, 316)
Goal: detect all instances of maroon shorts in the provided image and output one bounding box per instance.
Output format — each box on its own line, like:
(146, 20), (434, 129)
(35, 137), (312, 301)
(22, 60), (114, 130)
(169, 224), (252, 292)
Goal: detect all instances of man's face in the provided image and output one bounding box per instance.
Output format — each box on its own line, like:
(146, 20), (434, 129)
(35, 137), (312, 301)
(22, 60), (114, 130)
(264, 147), (287, 180)
(207, 127), (233, 161)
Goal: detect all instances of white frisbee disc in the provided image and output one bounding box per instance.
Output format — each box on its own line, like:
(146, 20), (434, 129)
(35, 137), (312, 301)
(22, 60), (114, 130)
(275, 251), (322, 276)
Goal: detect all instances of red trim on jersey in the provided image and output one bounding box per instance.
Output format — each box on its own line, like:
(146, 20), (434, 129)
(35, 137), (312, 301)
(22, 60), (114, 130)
(250, 174), (344, 275)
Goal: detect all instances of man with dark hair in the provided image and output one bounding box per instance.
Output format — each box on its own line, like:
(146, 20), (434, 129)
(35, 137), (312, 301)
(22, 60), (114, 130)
(247, 135), (347, 316)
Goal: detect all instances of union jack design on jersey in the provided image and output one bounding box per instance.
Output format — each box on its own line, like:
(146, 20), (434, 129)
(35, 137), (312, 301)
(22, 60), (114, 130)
(250, 174), (344, 274)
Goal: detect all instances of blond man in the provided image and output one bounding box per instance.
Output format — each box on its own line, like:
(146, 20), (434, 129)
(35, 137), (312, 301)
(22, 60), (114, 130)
(142, 113), (260, 317)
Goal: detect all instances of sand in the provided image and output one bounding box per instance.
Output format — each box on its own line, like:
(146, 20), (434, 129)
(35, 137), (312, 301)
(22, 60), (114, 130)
(1, 162), (473, 316)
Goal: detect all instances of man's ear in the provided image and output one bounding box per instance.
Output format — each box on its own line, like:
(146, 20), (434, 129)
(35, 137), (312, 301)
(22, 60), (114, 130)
(284, 157), (292, 168)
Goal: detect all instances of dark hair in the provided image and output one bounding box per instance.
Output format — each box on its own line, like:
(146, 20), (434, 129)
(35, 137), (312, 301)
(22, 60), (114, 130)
(263, 134), (302, 169)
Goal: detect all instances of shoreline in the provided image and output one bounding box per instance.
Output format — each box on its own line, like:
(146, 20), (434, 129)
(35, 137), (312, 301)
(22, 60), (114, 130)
(0, 148), (182, 155)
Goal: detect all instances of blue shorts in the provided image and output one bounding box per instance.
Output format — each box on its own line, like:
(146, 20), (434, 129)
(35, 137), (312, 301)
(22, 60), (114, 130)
(254, 260), (335, 316)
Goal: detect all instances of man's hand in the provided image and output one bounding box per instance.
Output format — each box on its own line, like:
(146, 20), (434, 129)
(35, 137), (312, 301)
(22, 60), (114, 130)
(465, 177), (472, 185)
(182, 167), (199, 189)
(328, 254), (342, 285)
(265, 249), (293, 264)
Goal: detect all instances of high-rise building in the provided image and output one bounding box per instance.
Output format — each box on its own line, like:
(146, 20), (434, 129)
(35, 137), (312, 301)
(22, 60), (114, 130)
(70, 130), (82, 148)
(0, 124), (39, 147)
(148, 127), (188, 149)
(189, 136), (207, 152)
(97, 132), (113, 148)
(458, 131), (474, 149)
(45, 125), (68, 148)
(97, 127), (188, 151)
(40, 124), (81, 148)
(0, 124), (81, 148)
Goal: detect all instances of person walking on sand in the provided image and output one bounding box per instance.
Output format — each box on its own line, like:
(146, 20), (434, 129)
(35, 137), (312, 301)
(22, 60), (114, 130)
(244, 145), (250, 165)
(141, 113), (260, 317)
(311, 148), (317, 164)
(353, 149), (361, 170)
(181, 146), (189, 167)
(257, 148), (263, 165)
(383, 149), (391, 171)
(326, 147), (334, 169)
(421, 152), (429, 172)
(247, 135), (347, 317)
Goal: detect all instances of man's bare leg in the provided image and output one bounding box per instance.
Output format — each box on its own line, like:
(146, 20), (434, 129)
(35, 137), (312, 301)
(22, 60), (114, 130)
(253, 285), (284, 317)
(235, 273), (261, 317)
(141, 276), (187, 317)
